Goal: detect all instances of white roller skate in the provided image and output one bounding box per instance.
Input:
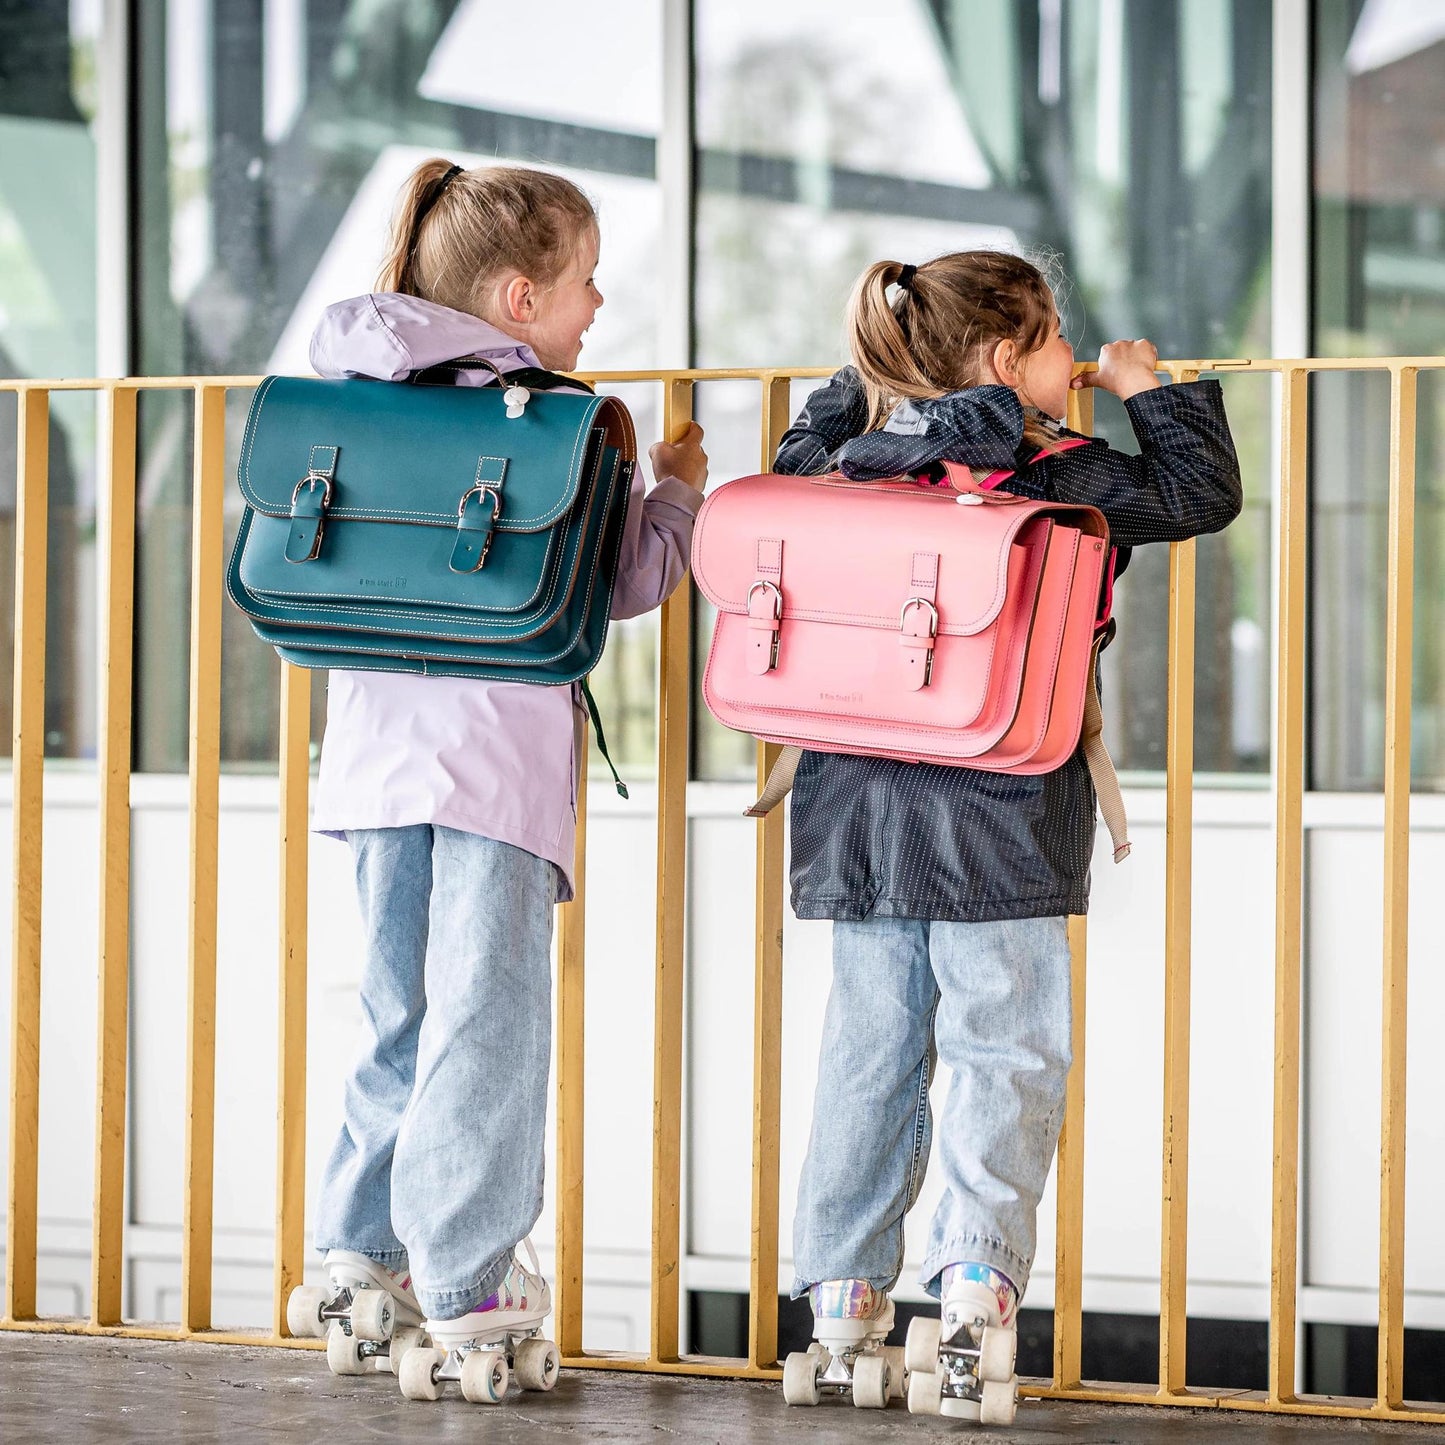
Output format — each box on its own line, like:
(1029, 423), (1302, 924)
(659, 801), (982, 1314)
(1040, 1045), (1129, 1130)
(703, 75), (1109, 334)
(781, 1280), (907, 1409)
(904, 1262), (1020, 1425)
(286, 1251), (429, 1377)
(397, 1238), (560, 1406)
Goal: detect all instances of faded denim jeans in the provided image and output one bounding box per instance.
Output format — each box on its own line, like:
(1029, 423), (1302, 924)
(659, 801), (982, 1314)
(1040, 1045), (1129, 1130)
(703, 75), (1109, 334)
(314, 826), (557, 1319)
(792, 916), (1071, 1301)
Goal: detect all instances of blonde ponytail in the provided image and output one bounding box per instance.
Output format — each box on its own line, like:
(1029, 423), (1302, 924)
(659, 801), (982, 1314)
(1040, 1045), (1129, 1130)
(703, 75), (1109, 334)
(845, 250), (1064, 451)
(376, 158), (461, 297)
(847, 261), (940, 429)
(375, 157), (598, 320)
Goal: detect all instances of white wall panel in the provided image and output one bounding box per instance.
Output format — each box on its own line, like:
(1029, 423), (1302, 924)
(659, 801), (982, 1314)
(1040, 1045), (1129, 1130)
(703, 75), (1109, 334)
(4, 780), (1445, 1340)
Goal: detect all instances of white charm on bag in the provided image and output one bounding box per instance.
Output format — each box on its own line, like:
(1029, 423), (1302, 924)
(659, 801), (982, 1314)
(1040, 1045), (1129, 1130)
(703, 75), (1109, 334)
(504, 385), (531, 419)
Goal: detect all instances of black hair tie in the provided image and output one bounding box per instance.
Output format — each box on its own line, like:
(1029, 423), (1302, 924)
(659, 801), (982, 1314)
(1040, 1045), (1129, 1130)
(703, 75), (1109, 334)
(415, 163), (463, 230)
(897, 263), (917, 290)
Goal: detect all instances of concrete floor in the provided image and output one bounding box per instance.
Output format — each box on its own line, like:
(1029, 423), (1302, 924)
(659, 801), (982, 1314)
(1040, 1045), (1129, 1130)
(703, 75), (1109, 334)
(0, 1335), (1439, 1443)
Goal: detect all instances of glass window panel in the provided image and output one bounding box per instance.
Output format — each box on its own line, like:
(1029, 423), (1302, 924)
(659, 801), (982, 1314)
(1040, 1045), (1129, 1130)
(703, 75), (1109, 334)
(135, 0), (665, 772)
(0, 0), (103, 763)
(692, 0), (1274, 781)
(1311, 0), (1445, 790)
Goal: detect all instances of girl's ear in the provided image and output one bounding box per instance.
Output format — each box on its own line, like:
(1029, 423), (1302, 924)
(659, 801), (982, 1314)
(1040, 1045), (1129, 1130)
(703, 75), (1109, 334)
(991, 338), (1020, 387)
(502, 274), (535, 326)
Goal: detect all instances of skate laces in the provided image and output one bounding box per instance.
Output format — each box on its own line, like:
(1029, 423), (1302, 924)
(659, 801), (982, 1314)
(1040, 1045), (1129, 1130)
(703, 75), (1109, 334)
(471, 1236), (547, 1315)
(809, 1279), (888, 1321)
(942, 1261), (1018, 1329)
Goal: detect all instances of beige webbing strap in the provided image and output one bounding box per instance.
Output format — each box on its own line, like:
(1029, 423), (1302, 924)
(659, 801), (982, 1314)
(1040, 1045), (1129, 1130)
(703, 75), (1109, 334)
(1081, 646), (1131, 862)
(745, 745), (802, 818)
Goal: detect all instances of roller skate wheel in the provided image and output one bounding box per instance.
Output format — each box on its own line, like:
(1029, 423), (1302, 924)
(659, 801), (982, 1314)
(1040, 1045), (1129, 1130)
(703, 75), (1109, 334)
(806, 1340), (827, 1358)
(977, 1324), (1016, 1383)
(326, 1324), (367, 1377)
(980, 1376), (1019, 1426)
(906, 1366), (943, 1416)
(904, 1315), (942, 1375)
(882, 1344), (908, 1399)
(851, 1351), (890, 1409)
(399, 1346), (446, 1401)
(386, 1324), (426, 1375)
(461, 1348), (510, 1404)
(349, 1288), (394, 1342)
(514, 1337), (561, 1392)
(941, 1396), (984, 1421)
(782, 1350), (821, 1406)
(286, 1285), (328, 1340)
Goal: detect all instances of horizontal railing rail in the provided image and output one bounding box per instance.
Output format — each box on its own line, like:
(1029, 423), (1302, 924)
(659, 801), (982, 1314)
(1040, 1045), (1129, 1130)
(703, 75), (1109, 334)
(2, 359), (1443, 1423)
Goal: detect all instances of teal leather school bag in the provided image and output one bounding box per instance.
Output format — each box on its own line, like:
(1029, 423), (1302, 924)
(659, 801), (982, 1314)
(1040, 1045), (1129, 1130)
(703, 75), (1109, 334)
(226, 368), (636, 688)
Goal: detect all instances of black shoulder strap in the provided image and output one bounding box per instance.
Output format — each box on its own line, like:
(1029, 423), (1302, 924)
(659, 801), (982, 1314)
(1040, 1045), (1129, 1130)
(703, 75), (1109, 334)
(505, 366), (595, 395)
(409, 357), (595, 394)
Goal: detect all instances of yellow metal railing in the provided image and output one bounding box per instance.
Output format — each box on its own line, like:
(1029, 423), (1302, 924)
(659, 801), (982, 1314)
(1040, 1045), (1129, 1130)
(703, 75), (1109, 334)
(1, 360), (1442, 1423)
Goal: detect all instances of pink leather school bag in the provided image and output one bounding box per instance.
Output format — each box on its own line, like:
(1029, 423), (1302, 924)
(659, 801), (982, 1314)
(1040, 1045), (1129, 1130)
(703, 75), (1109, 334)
(692, 453), (1131, 860)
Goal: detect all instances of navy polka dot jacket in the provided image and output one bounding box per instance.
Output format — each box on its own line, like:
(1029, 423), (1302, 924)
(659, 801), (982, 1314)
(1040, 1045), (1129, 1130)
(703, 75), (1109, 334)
(771, 368), (1242, 923)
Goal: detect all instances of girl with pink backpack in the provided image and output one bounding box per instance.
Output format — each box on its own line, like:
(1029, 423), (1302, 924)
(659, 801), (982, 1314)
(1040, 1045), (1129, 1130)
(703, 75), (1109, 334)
(773, 251), (1242, 1419)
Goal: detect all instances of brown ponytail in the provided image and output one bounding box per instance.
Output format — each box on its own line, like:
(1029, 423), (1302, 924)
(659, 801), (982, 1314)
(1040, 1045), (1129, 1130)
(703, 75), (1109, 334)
(376, 157), (598, 320)
(846, 250), (1064, 450)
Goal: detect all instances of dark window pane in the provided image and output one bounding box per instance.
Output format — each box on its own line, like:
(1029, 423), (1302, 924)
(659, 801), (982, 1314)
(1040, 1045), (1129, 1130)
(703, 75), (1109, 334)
(1311, 1), (1445, 790)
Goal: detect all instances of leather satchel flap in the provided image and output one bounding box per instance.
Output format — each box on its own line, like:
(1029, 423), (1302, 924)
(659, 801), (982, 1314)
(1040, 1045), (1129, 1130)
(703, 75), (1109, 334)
(692, 468), (1109, 757)
(237, 375), (625, 533)
(692, 471), (1104, 637)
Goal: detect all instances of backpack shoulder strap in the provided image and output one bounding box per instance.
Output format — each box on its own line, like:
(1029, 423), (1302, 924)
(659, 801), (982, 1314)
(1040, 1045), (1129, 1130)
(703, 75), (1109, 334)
(505, 366), (595, 394)
(409, 356), (594, 393)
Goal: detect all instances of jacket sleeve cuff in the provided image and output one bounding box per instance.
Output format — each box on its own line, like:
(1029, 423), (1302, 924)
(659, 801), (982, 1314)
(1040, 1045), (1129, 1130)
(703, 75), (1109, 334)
(1124, 377), (1223, 426)
(647, 475), (705, 515)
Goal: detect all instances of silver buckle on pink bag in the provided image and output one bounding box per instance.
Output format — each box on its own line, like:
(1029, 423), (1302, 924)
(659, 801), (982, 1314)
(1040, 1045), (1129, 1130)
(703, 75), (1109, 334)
(899, 596), (938, 689)
(747, 580), (783, 674)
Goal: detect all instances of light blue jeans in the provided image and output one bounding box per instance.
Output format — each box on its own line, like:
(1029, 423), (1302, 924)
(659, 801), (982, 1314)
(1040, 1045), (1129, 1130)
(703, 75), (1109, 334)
(792, 916), (1071, 1302)
(313, 826), (557, 1318)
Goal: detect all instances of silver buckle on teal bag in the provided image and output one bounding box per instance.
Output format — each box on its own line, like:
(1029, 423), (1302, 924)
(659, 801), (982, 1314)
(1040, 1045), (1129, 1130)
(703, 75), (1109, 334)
(449, 456), (508, 573)
(285, 446), (339, 563)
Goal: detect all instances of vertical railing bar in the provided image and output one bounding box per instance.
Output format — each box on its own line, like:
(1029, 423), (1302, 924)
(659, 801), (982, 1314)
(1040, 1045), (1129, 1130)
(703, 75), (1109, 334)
(1159, 535), (1196, 1396)
(5, 389), (49, 1323)
(555, 734), (588, 1356)
(1053, 379), (1094, 1389)
(1054, 915), (1088, 1389)
(1378, 365), (1416, 1410)
(92, 386), (138, 1326)
(273, 663), (312, 1336)
(1269, 366), (1309, 1404)
(650, 376), (694, 1363)
(1158, 367), (1199, 1396)
(182, 386), (225, 1333)
(747, 375), (791, 1371)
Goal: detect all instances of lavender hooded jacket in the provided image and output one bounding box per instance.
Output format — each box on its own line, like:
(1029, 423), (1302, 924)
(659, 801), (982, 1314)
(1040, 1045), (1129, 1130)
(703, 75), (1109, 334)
(307, 294), (702, 898)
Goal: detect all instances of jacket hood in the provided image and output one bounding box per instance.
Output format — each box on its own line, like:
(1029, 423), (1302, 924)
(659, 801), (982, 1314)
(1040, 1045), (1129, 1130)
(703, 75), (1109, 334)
(836, 384), (1027, 480)
(309, 293), (541, 381)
